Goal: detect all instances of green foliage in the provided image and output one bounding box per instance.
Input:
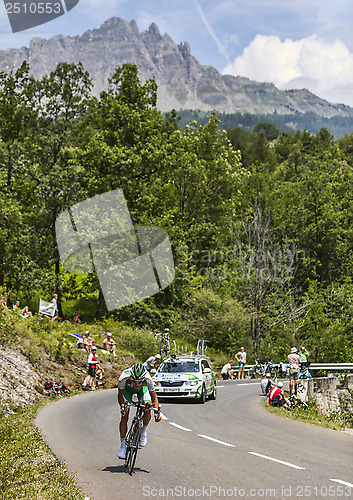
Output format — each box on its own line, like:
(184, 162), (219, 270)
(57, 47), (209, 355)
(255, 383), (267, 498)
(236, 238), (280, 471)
(171, 288), (251, 355)
(0, 403), (84, 499)
(252, 122), (280, 140)
(2, 60), (353, 364)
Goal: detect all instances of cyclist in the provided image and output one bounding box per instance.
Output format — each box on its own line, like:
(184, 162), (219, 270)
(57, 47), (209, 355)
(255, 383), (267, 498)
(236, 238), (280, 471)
(117, 363), (161, 459)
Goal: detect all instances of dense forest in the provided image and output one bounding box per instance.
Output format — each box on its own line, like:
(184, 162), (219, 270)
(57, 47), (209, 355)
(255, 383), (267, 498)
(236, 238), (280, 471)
(1, 61), (353, 364)
(177, 109), (353, 139)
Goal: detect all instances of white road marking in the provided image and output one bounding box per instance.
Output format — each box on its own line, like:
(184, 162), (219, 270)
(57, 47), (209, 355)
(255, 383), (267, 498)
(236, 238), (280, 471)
(330, 479), (353, 488)
(249, 452), (305, 470)
(161, 412), (168, 421)
(169, 422), (192, 432)
(198, 434), (235, 447)
(217, 385), (224, 388)
(235, 383), (257, 386)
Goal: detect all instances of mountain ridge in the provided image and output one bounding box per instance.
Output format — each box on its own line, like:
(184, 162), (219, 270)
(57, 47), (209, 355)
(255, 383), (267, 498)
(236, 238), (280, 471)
(0, 16), (352, 118)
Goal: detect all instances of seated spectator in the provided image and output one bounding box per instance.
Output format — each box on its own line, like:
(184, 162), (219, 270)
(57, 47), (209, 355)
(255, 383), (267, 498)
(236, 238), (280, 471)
(70, 310), (82, 324)
(76, 335), (86, 351)
(143, 354), (161, 372)
(13, 300), (32, 318)
(268, 381), (289, 407)
(82, 332), (93, 353)
(299, 366), (312, 379)
(260, 373), (272, 395)
(221, 360), (234, 380)
(102, 332), (117, 356)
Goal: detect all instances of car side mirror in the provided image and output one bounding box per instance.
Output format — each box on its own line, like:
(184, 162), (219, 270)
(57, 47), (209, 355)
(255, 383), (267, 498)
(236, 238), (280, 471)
(203, 368), (211, 374)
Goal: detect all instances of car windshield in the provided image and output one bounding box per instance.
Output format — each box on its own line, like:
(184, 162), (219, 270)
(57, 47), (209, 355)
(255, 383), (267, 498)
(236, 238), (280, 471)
(158, 361), (199, 373)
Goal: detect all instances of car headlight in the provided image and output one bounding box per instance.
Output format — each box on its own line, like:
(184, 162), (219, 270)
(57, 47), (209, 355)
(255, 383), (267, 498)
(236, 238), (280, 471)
(187, 380), (199, 386)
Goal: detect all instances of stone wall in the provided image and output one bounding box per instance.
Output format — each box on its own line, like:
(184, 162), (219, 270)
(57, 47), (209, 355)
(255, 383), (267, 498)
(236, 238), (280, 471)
(297, 375), (353, 416)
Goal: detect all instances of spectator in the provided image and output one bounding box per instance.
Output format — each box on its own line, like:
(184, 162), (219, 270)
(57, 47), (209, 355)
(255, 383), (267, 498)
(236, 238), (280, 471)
(143, 354), (161, 372)
(51, 294), (59, 321)
(86, 344), (99, 390)
(70, 310), (82, 324)
(82, 332), (93, 353)
(235, 347), (247, 380)
(299, 346), (310, 370)
(260, 373), (272, 395)
(268, 381), (289, 407)
(221, 360), (234, 380)
(102, 332), (117, 356)
(0, 296), (8, 308)
(288, 347), (301, 395)
(76, 335), (86, 351)
(299, 366), (312, 379)
(13, 300), (32, 318)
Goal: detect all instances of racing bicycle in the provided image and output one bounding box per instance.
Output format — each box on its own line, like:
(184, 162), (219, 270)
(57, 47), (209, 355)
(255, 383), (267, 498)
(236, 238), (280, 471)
(250, 359), (280, 379)
(154, 328), (171, 358)
(288, 394), (308, 410)
(124, 401), (161, 475)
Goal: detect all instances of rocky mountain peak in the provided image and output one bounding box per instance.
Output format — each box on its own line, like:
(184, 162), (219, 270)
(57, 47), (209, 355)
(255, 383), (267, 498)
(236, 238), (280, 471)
(0, 17), (351, 117)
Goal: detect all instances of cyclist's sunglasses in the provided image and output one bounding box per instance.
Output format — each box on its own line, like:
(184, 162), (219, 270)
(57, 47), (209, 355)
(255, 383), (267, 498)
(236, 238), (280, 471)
(131, 379), (144, 384)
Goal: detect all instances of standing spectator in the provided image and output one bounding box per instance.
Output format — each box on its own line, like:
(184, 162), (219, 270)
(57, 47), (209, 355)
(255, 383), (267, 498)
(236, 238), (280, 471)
(299, 346), (310, 370)
(0, 296), (8, 308)
(102, 332), (117, 356)
(235, 347), (247, 380)
(86, 344), (98, 390)
(221, 360), (234, 380)
(288, 347), (301, 395)
(143, 354), (161, 373)
(51, 294), (59, 321)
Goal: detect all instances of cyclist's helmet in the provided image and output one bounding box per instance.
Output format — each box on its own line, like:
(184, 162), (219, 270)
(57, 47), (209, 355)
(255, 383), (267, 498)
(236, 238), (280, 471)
(277, 381), (283, 388)
(130, 363), (147, 381)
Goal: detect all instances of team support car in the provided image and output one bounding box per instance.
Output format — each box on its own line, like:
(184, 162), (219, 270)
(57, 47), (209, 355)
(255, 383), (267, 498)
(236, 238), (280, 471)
(152, 355), (216, 403)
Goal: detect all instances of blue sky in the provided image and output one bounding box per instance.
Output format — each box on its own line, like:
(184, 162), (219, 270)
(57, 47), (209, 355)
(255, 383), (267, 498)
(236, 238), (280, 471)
(1, 0), (353, 106)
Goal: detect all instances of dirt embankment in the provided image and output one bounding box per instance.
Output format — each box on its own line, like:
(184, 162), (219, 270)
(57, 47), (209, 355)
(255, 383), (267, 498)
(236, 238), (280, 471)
(0, 343), (135, 416)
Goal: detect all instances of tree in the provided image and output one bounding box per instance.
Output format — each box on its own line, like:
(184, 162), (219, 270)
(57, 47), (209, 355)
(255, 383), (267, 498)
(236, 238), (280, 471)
(230, 206), (309, 354)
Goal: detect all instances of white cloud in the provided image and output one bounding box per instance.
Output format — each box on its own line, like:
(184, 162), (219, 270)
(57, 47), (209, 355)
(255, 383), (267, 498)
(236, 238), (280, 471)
(222, 34), (353, 107)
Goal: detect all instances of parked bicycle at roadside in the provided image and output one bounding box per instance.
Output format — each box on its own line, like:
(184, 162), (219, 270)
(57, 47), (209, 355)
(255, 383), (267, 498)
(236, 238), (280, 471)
(250, 359), (280, 379)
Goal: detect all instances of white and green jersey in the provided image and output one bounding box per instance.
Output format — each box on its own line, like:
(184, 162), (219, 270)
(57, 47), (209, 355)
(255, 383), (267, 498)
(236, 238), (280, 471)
(118, 369), (155, 393)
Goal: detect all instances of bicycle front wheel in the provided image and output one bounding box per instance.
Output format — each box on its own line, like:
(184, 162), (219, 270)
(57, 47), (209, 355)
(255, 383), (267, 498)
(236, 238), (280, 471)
(128, 424), (142, 475)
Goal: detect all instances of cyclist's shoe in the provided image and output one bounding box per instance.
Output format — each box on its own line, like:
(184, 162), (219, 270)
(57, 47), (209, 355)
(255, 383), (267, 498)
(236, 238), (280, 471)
(117, 440), (126, 459)
(140, 429), (147, 447)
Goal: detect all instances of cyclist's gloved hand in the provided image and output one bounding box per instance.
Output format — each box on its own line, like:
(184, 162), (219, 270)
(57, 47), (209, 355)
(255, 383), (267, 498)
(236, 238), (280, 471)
(154, 407), (162, 422)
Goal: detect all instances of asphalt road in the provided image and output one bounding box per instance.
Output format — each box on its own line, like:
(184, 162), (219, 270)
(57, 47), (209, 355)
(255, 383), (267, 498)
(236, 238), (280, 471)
(35, 380), (353, 500)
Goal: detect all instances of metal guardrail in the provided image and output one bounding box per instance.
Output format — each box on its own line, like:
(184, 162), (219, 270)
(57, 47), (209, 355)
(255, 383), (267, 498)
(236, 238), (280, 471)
(307, 363), (353, 370)
(226, 363), (353, 373)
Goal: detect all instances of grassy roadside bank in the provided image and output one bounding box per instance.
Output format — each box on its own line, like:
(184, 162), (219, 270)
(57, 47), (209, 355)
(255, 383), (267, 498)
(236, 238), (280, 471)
(0, 399), (84, 500)
(265, 397), (353, 432)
